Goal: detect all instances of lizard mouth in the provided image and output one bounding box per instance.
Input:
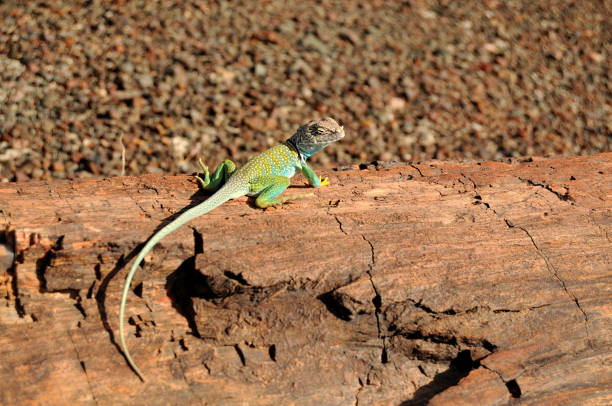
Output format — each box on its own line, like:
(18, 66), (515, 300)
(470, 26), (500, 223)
(317, 131), (344, 144)
(331, 127), (345, 142)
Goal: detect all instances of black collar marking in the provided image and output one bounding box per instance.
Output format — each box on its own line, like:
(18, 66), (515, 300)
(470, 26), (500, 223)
(286, 139), (304, 162)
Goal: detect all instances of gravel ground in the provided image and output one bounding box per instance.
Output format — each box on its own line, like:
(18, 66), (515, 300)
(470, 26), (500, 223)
(0, 0), (610, 182)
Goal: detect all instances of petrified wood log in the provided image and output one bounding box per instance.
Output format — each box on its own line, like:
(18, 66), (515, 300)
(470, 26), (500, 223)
(0, 153), (610, 405)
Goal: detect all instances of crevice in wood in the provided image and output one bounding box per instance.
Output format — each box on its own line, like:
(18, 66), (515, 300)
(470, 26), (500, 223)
(317, 290), (353, 321)
(519, 177), (574, 202)
(467, 178), (593, 352)
(505, 379), (522, 398)
(354, 365), (374, 406)
(94, 260), (102, 280)
(120, 180), (153, 219)
(409, 164), (424, 177)
(68, 329), (99, 406)
(460, 173), (477, 190)
(504, 218), (593, 349)
(223, 270), (250, 286)
(472, 194), (493, 211)
(268, 344), (276, 362)
(361, 233), (387, 364)
(332, 214), (348, 235)
(86, 280), (96, 299)
(5, 230), (26, 319)
(234, 344), (246, 366)
(62, 290), (88, 319)
(9, 260), (26, 318)
(133, 282), (143, 298)
(35, 235), (64, 292)
(481, 364), (522, 399)
(401, 350), (479, 405)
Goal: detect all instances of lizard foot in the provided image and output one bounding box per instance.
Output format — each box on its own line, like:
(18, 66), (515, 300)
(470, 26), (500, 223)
(195, 158), (211, 188)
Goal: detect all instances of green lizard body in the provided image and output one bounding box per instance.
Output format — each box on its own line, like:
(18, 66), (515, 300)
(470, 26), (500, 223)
(119, 117), (345, 380)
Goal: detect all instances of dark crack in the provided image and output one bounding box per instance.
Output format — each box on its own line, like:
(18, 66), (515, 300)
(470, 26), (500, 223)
(481, 364), (522, 399)
(234, 344), (246, 366)
(472, 193), (498, 214)
(360, 234), (387, 363)
(48, 184), (76, 215)
(407, 299), (550, 317)
(398, 329), (458, 349)
(461, 173), (477, 189)
(68, 329), (99, 405)
(94, 260), (102, 280)
(86, 280), (96, 299)
(362, 235), (376, 272)
(410, 164), (424, 177)
(141, 184), (160, 195)
(406, 298), (467, 316)
(5, 230), (26, 318)
(62, 290), (88, 319)
(333, 214), (348, 235)
(519, 177), (574, 202)
(505, 379), (522, 398)
(504, 219), (593, 349)
(325, 203), (348, 236)
(354, 365), (375, 406)
(268, 344), (276, 362)
(35, 235), (64, 292)
(223, 270), (250, 286)
(9, 263), (26, 318)
(121, 181), (152, 219)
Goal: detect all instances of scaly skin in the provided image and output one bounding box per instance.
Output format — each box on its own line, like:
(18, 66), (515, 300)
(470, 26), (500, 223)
(119, 117), (345, 380)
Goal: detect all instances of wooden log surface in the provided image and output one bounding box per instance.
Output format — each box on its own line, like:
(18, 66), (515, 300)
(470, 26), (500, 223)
(0, 153), (610, 405)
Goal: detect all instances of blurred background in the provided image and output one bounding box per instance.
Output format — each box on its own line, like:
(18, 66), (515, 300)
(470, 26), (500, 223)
(0, 0), (610, 182)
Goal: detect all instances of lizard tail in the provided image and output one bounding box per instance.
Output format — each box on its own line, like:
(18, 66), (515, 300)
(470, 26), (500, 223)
(119, 184), (244, 381)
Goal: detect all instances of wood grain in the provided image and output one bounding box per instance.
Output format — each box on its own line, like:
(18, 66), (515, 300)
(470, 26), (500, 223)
(0, 153), (610, 405)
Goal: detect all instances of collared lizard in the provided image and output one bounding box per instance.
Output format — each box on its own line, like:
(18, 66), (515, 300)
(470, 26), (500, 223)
(119, 117), (345, 380)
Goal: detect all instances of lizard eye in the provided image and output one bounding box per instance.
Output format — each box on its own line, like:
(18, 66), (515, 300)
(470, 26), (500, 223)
(316, 127), (325, 135)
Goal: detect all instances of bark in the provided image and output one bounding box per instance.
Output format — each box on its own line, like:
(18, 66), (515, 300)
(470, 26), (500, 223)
(0, 153), (610, 405)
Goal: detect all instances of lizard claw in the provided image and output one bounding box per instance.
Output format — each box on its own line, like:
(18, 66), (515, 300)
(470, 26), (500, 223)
(195, 158), (211, 188)
(198, 158), (209, 174)
(319, 176), (330, 187)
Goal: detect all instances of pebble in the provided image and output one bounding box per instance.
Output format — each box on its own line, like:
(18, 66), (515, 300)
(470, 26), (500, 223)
(0, 0), (609, 182)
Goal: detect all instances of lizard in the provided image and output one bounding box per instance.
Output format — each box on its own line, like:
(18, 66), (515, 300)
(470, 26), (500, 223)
(119, 117), (345, 380)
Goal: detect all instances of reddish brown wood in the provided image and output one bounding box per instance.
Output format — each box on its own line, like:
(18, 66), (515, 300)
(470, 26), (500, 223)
(0, 153), (610, 405)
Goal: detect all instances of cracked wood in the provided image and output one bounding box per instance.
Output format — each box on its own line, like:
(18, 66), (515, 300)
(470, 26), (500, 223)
(0, 153), (610, 405)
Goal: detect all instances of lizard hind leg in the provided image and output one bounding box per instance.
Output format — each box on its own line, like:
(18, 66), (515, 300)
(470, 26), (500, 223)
(195, 159), (237, 192)
(254, 176), (314, 208)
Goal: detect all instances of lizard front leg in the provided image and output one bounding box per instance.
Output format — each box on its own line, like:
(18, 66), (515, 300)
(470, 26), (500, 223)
(301, 162), (330, 187)
(253, 176), (313, 208)
(195, 158), (237, 192)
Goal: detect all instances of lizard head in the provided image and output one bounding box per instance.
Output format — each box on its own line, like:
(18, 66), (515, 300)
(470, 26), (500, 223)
(288, 117), (345, 160)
